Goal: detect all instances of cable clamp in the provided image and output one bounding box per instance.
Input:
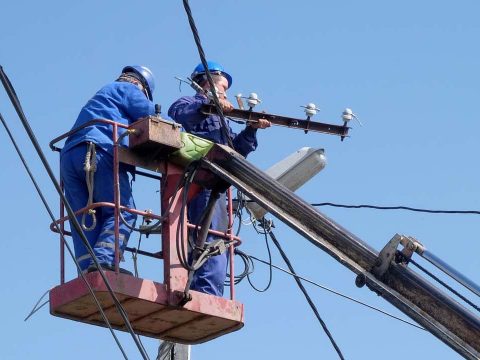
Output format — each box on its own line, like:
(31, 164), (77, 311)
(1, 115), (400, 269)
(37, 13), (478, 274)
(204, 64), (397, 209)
(367, 233), (425, 281)
(397, 235), (425, 263)
(357, 233), (424, 293)
(259, 218), (275, 232)
(370, 234), (404, 280)
(205, 239), (228, 256)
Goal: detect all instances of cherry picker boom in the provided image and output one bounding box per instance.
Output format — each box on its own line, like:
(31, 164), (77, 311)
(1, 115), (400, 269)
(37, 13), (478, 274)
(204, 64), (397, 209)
(199, 143), (480, 360)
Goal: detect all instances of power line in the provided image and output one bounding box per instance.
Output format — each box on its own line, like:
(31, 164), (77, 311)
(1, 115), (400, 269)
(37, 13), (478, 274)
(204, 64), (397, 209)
(233, 214), (425, 329)
(247, 254), (425, 330)
(239, 198), (480, 216)
(313, 202), (480, 215)
(181, 0), (235, 149)
(266, 227), (345, 359)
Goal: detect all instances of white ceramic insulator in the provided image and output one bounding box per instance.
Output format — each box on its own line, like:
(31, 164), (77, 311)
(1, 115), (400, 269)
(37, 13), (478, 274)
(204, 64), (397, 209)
(342, 108), (353, 121)
(247, 92), (260, 108)
(305, 103), (317, 116)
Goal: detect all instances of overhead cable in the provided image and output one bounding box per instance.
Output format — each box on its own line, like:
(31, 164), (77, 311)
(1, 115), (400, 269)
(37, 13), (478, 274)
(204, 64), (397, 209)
(248, 254), (425, 330)
(247, 219), (273, 292)
(313, 202), (480, 215)
(264, 224), (345, 359)
(181, 0), (235, 149)
(227, 223), (274, 291)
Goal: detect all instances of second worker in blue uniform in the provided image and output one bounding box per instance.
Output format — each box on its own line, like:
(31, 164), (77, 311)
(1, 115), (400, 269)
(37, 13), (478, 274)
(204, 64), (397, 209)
(168, 61), (271, 296)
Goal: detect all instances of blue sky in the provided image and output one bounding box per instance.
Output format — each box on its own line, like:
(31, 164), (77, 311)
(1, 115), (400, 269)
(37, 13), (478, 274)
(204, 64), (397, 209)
(1, 1), (479, 359)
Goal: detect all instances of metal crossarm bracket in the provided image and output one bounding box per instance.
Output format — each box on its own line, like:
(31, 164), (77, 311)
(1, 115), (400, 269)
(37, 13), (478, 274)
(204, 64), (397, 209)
(357, 233), (426, 286)
(206, 239), (228, 256)
(200, 104), (349, 138)
(370, 233), (403, 279)
(398, 235), (426, 263)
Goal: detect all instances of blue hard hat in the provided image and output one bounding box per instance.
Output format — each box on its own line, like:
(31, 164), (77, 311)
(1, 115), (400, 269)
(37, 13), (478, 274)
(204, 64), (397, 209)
(191, 61), (232, 88)
(122, 65), (155, 100)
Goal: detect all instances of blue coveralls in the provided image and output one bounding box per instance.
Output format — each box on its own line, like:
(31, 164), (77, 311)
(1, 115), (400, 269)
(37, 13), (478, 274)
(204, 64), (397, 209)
(168, 94), (258, 296)
(60, 81), (155, 272)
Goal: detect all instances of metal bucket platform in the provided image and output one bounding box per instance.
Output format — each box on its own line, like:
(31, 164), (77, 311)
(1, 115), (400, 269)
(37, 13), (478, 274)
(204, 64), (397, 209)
(49, 271), (244, 344)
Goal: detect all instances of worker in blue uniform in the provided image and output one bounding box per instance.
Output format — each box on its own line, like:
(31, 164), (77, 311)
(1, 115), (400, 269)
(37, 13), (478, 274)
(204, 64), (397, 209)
(60, 65), (156, 274)
(168, 61), (270, 296)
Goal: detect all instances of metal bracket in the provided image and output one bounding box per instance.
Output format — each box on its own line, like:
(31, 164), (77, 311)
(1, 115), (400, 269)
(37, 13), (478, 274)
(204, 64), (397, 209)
(200, 104), (349, 138)
(371, 233), (403, 279)
(139, 224), (163, 234)
(398, 235), (425, 263)
(356, 233), (403, 293)
(356, 233), (424, 288)
(206, 239), (228, 256)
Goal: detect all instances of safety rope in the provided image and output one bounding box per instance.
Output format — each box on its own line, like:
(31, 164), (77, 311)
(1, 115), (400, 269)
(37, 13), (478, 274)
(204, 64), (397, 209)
(81, 142), (97, 231)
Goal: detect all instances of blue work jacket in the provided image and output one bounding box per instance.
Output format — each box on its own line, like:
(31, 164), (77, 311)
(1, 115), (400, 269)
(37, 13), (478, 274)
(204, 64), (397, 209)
(62, 81), (155, 155)
(168, 94), (258, 157)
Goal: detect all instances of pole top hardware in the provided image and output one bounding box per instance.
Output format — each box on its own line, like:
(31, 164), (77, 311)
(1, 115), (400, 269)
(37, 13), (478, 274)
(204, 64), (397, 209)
(356, 233), (410, 290)
(236, 93), (261, 110)
(342, 108), (362, 126)
(398, 235), (425, 263)
(300, 103), (321, 117)
(360, 234), (425, 284)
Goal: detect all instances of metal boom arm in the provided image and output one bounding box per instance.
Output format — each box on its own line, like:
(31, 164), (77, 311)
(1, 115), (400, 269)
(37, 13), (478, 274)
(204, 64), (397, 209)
(201, 144), (480, 360)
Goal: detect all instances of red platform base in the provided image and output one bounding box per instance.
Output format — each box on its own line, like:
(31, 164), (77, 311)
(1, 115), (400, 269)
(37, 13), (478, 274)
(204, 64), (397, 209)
(49, 272), (244, 344)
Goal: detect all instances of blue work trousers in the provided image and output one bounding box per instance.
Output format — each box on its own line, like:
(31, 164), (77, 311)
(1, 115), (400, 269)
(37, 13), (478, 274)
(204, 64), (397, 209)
(60, 144), (137, 271)
(189, 190), (229, 296)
